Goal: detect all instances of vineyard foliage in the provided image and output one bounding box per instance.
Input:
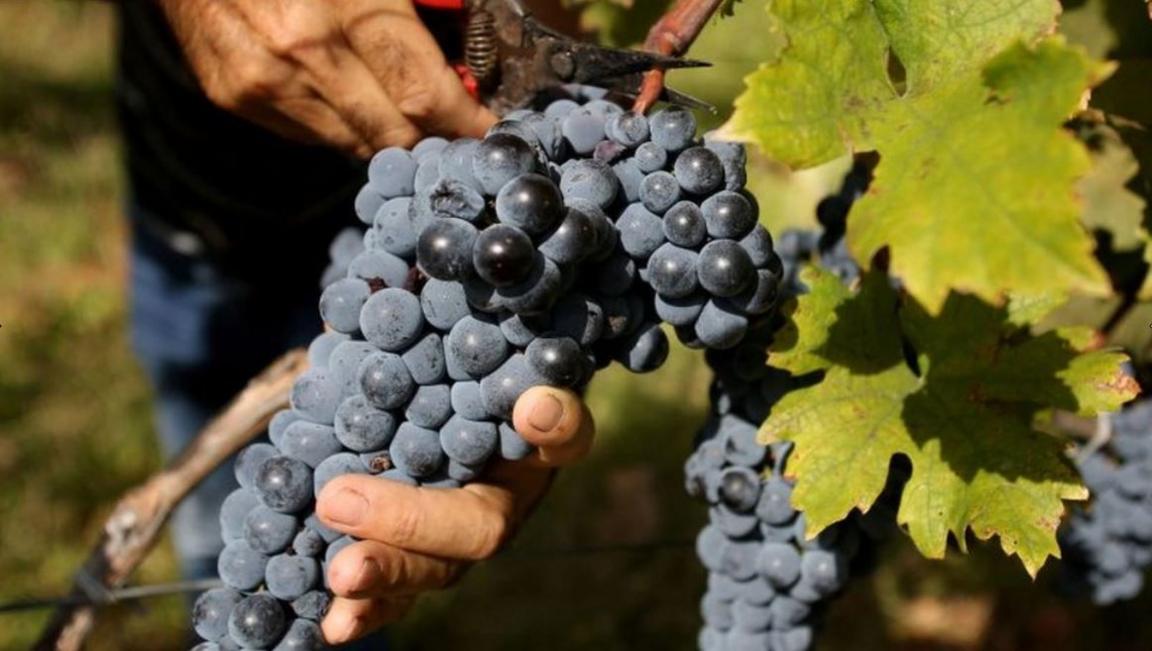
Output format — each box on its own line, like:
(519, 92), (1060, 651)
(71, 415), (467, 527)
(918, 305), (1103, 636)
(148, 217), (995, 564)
(714, 0), (1149, 572)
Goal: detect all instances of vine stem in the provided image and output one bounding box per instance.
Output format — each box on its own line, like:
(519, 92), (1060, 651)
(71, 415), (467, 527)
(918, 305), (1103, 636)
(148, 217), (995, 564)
(632, 0), (725, 114)
(34, 349), (308, 651)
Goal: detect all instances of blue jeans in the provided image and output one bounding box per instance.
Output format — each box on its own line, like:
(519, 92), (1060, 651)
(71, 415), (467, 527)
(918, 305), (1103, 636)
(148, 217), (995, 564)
(129, 207), (388, 649)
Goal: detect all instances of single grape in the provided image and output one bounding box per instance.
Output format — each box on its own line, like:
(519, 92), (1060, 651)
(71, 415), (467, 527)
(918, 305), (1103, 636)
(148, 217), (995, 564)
(695, 299), (749, 350)
(649, 106), (697, 151)
(440, 415), (500, 466)
(289, 368), (342, 424)
(406, 384), (454, 428)
(635, 141), (667, 173)
(617, 203), (666, 259)
(606, 111), (650, 147)
(473, 223), (536, 288)
(401, 332), (446, 385)
(307, 332), (349, 370)
(265, 554), (321, 601)
(420, 278), (471, 330)
(346, 249), (410, 290)
(228, 593), (288, 649)
(368, 147), (417, 198)
(654, 293), (707, 328)
(647, 243), (701, 299)
(192, 587), (242, 642)
(220, 488), (260, 543)
(243, 505), (299, 554)
(662, 201), (707, 248)
(291, 591), (332, 621)
(559, 159), (618, 209)
(526, 336), (584, 386)
(450, 381), (489, 420)
(495, 173), (565, 237)
(480, 353), (545, 420)
(218, 539), (268, 591)
(318, 278), (370, 334)
(359, 351), (417, 413)
(673, 146), (724, 195)
(371, 197), (417, 257)
(473, 133), (538, 195)
(561, 107), (607, 154)
(437, 138), (481, 192)
(640, 171), (682, 214)
(698, 239), (755, 297)
(280, 421), (342, 468)
(428, 177), (486, 222)
(702, 191), (756, 239)
(235, 443), (278, 490)
(446, 315), (511, 378)
(389, 422), (446, 478)
(416, 217), (479, 281)
(413, 136), (449, 161)
(334, 394), (397, 452)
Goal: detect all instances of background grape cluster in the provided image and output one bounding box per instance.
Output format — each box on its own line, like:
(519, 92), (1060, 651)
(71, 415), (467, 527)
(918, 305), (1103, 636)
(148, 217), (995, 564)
(190, 89), (783, 650)
(683, 158), (889, 651)
(1059, 399), (1152, 605)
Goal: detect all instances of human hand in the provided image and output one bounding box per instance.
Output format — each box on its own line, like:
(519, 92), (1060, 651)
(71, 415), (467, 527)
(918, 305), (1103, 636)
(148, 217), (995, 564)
(314, 386), (594, 644)
(157, 0), (498, 158)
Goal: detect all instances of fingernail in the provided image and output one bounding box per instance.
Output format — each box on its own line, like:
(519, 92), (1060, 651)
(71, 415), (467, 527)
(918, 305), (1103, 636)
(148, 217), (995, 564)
(325, 610), (358, 644)
(350, 558), (382, 593)
(528, 393), (564, 432)
(326, 488), (368, 526)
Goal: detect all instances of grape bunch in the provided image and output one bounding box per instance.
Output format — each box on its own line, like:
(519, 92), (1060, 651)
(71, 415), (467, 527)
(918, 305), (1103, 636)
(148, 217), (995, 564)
(190, 93), (783, 650)
(686, 317), (863, 651)
(1059, 399), (1152, 605)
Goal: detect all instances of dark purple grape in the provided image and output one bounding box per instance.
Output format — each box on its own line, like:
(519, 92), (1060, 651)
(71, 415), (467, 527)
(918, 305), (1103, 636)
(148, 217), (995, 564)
(702, 191), (756, 239)
(495, 173), (564, 237)
(473, 223), (536, 288)
(663, 201), (707, 247)
(698, 239), (755, 297)
(525, 336), (584, 386)
(673, 146), (724, 195)
(473, 133), (538, 195)
(416, 218), (478, 281)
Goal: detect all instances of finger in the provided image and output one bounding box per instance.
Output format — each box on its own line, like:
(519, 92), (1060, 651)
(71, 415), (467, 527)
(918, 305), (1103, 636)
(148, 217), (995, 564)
(512, 387), (596, 468)
(245, 97), (374, 158)
(327, 539), (463, 599)
(343, 4), (497, 137)
(322, 595), (415, 645)
(289, 33), (424, 150)
(317, 474), (515, 560)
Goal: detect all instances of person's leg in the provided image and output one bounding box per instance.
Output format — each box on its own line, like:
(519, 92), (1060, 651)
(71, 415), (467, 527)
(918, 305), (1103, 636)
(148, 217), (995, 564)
(127, 207), (323, 575)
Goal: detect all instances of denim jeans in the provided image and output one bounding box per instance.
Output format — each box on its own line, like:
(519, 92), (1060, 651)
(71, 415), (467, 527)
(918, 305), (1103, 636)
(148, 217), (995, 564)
(128, 207), (388, 649)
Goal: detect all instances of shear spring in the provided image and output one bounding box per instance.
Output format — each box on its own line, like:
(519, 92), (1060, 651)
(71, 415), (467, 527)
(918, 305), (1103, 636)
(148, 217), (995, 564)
(464, 6), (499, 88)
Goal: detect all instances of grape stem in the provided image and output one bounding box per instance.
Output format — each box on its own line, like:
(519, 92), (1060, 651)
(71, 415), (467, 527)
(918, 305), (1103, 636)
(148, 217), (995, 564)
(33, 350), (308, 651)
(632, 0), (725, 114)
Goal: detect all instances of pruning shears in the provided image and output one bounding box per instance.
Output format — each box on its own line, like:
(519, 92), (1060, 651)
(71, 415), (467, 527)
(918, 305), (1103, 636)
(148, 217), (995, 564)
(412, 0), (711, 113)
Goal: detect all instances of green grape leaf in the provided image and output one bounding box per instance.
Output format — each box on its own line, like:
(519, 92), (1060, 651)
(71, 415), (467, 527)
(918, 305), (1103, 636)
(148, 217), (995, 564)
(848, 39), (1114, 313)
(721, 0), (1114, 313)
(723, 0), (1060, 166)
(760, 267), (1139, 574)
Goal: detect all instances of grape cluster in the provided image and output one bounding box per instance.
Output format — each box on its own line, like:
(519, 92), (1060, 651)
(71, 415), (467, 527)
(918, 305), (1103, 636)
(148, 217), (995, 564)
(191, 93), (783, 649)
(686, 318), (863, 651)
(1059, 399), (1152, 605)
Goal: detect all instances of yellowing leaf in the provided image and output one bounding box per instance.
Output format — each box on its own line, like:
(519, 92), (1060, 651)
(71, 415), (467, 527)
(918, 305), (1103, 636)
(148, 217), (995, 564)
(724, 0), (1059, 167)
(760, 268), (1137, 574)
(848, 39), (1113, 313)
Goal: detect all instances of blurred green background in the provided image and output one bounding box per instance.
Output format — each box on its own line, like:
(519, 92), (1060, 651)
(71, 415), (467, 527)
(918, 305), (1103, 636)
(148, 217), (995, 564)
(2, 2), (1152, 650)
